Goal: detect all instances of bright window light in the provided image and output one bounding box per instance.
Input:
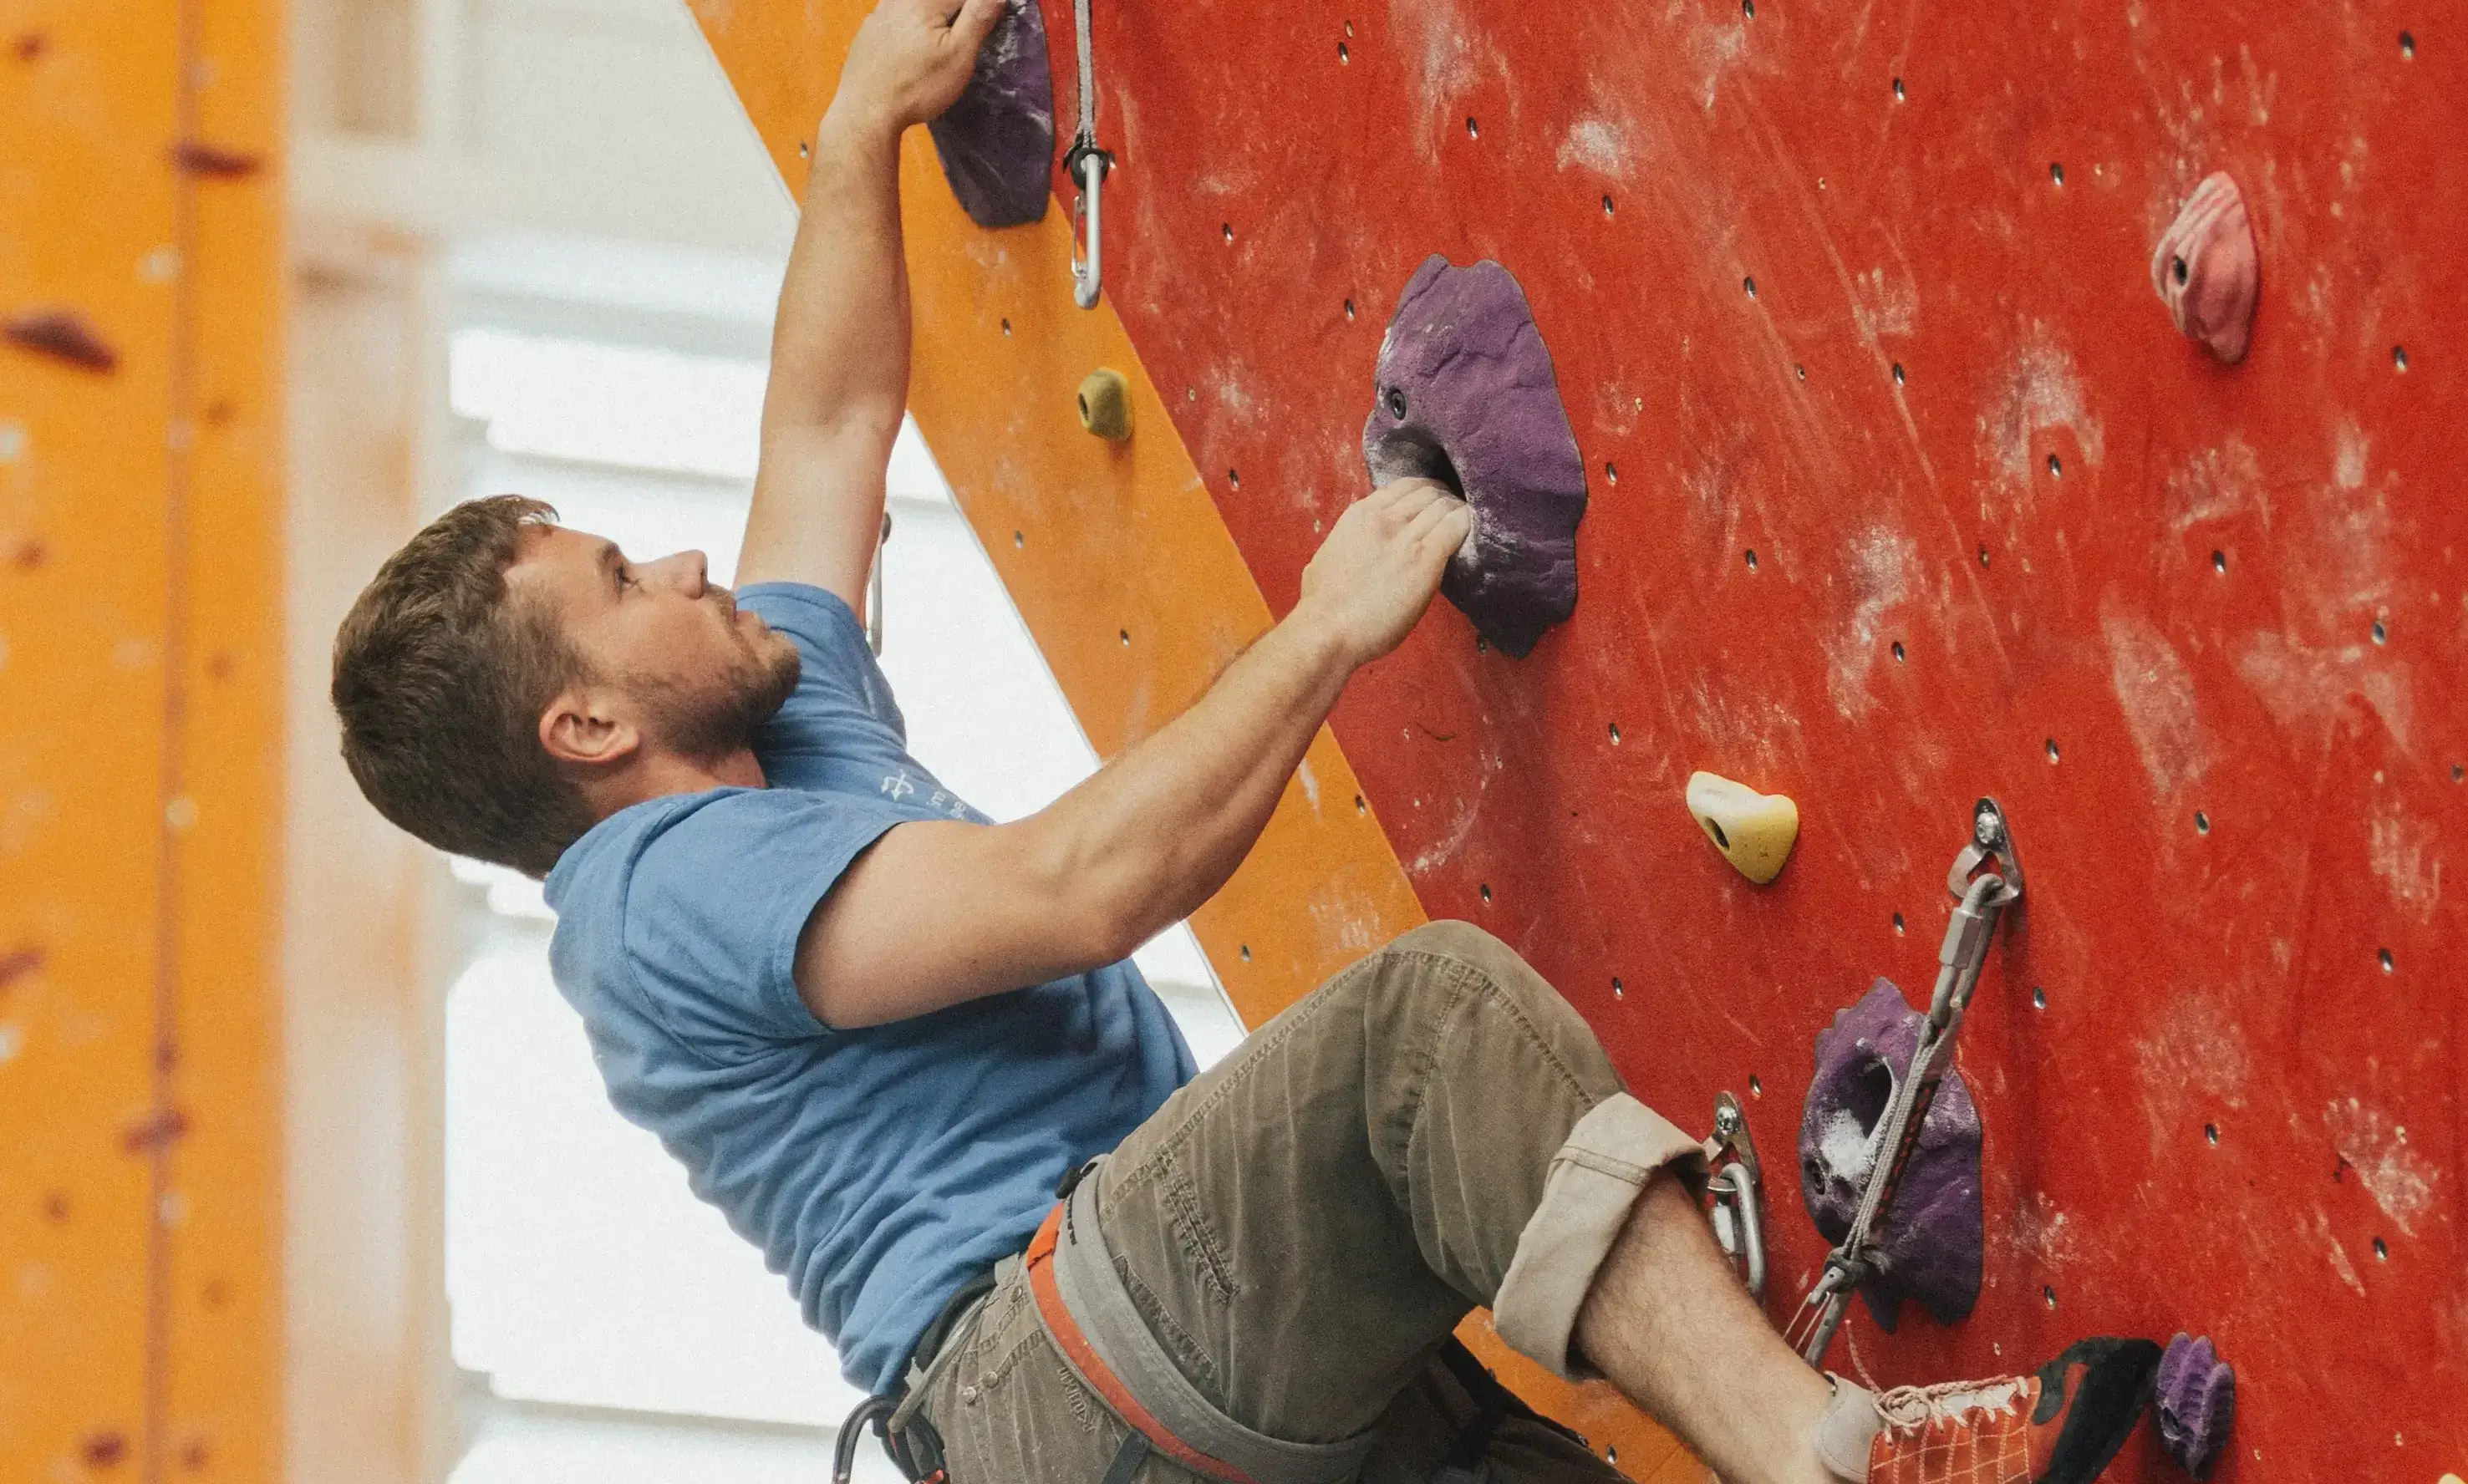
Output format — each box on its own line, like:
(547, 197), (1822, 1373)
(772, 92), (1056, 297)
(451, 329), (768, 480)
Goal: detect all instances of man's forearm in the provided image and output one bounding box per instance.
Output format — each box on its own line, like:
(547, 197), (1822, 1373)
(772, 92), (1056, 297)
(1034, 606), (1357, 959)
(762, 105), (909, 441)
(738, 103), (908, 596)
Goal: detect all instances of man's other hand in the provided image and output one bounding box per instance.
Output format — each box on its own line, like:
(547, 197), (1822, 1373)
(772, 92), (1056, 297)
(835, 0), (1008, 133)
(1293, 478), (1474, 669)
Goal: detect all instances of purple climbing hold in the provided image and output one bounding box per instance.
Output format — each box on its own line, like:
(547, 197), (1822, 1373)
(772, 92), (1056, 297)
(1798, 979), (1983, 1331)
(2155, 1332), (2235, 1479)
(926, 0), (1055, 228)
(1362, 255), (1587, 658)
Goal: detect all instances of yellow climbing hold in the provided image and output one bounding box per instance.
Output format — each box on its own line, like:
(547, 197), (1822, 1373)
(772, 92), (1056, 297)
(1077, 368), (1132, 441)
(1686, 771), (1799, 885)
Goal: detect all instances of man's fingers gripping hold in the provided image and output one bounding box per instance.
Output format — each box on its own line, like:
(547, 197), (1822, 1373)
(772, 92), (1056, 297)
(948, 0), (1007, 49)
(1406, 497), (1474, 577)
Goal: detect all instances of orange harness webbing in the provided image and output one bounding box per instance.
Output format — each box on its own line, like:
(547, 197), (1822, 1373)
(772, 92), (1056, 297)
(1024, 1201), (1264, 1484)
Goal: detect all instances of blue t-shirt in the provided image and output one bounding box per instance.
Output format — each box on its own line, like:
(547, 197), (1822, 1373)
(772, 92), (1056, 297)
(543, 582), (1197, 1393)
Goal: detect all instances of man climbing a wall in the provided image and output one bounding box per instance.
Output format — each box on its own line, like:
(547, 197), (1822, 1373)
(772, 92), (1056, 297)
(328, 0), (2161, 1480)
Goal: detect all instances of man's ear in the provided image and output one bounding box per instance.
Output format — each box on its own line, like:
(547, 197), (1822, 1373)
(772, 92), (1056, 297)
(540, 685), (641, 770)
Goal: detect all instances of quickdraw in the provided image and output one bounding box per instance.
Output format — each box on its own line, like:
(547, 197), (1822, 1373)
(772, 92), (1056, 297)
(1063, 0), (1112, 307)
(1786, 797), (2023, 1367)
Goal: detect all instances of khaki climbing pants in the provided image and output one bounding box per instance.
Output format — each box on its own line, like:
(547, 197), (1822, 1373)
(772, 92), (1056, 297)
(906, 921), (1707, 1483)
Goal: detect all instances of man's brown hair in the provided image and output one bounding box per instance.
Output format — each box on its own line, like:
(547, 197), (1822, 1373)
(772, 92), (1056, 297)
(332, 495), (596, 878)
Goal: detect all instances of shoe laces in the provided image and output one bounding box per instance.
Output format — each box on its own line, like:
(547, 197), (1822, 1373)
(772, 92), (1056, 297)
(1875, 1376), (2030, 1438)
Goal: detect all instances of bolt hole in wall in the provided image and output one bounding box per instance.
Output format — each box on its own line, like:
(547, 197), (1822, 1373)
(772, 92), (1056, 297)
(440, 320), (1244, 1476)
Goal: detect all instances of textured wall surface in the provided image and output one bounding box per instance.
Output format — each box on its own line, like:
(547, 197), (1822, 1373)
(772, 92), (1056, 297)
(0, 1), (283, 1479)
(698, 2), (2460, 1478)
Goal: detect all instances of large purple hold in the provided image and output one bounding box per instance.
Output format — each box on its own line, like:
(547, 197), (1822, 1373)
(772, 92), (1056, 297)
(926, 0), (1055, 228)
(2155, 1333), (2235, 1479)
(1362, 255), (1586, 658)
(1798, 979), (1983, 1330)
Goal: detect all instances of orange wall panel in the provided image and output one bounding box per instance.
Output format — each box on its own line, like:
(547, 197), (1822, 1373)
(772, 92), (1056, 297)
(0, 1), (282, 1479)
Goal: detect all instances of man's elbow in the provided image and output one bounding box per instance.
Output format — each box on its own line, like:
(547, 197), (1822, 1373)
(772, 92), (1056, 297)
(761, 399), (903, 453)
(1013, 817), (1155, 970)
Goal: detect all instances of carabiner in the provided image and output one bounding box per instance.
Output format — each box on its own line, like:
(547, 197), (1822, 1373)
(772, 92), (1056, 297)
(1066, 142), (1111, 309)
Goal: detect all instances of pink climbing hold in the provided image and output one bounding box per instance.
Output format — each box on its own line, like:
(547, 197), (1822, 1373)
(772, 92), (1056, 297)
(2151, 172), (2257, 364)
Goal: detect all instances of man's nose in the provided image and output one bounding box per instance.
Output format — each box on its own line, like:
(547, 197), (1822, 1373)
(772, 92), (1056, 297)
(651, 551), (708, 597)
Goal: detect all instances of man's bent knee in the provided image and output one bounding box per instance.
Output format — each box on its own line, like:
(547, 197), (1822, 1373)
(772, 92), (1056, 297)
(1374, 919), (1560, 1017)
(1367, 920), (1611, 1086)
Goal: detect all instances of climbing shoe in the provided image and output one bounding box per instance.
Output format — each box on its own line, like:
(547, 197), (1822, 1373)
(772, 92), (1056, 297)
(1867, 1337), (2162, 1484)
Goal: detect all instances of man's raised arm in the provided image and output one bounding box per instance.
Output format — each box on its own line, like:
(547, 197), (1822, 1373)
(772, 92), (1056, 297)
(796, 480), (1473, 1029)
(737, 0), (1005, 606)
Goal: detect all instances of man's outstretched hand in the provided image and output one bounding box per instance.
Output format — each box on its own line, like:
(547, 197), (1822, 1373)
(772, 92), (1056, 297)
(833, 0), (1009, 133)
(1293, 478), (1474, 670)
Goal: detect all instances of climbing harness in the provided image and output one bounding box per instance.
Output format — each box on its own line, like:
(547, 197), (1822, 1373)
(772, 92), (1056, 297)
(832, 1263), (1000, 1484)
(1703, 1089), (1767, 1302)
(1028, 1161), (1380, 1484)
(1785, 797), (2023, 1368)
(833, 1154), (1563, 1484)
(1062, 0), (1112, 307)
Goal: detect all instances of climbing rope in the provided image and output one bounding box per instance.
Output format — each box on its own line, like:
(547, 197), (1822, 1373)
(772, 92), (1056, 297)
(1786, 800), (2023, 1368)
(868, 509), (892, 656)
(1063, 0), (1112, 307)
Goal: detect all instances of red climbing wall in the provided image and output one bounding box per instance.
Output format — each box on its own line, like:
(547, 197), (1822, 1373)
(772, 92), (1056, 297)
(1058, 2), (2461, 1477)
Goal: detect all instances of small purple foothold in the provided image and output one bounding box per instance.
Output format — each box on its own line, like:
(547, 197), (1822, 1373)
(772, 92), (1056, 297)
(926, 0), (1055, 228)
(1798, 979), (1984, 1330)
(1363, 255), (1587, 658)
(2155, 1332), (2236, 1479)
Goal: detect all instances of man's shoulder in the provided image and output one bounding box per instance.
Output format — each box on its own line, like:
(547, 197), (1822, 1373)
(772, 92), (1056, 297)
(547, 787), (839, 911)
(545, 786), (896, 1046)
(740, 582), (866, 655)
